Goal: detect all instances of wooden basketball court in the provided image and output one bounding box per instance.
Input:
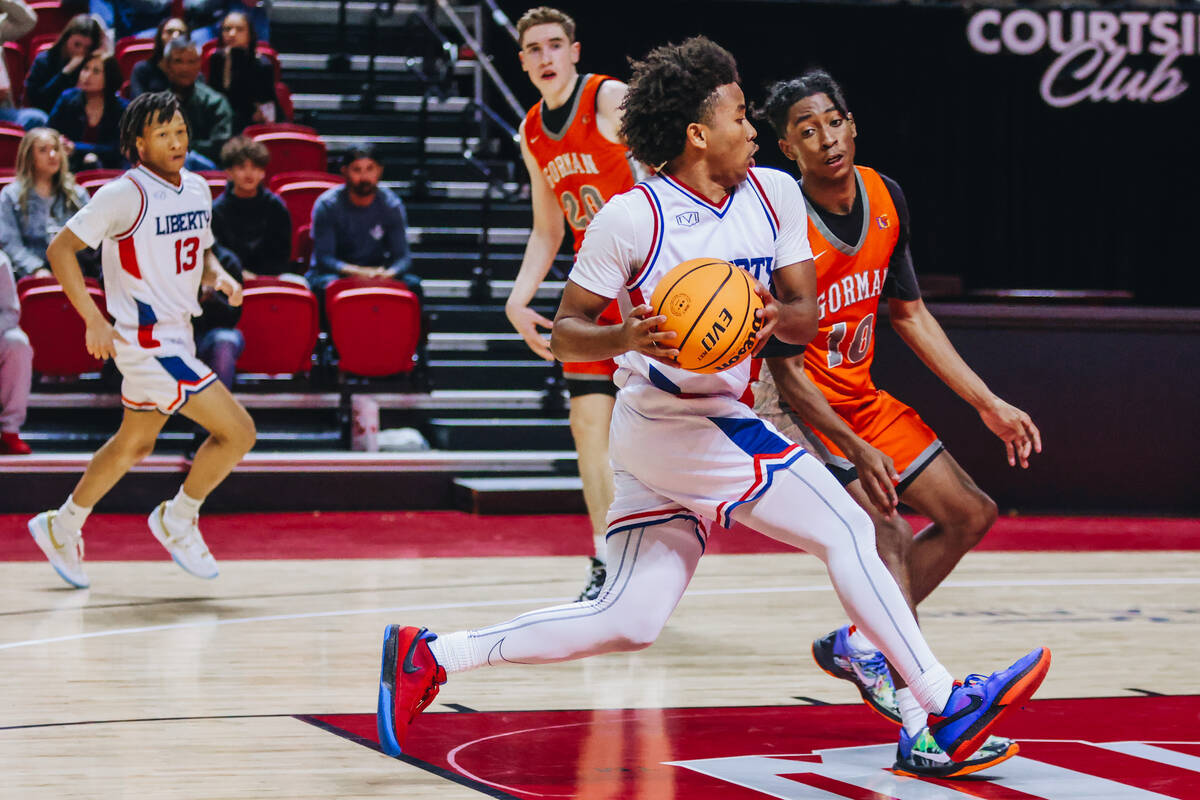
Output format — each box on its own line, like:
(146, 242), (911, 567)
(1, 514), (1198, 798)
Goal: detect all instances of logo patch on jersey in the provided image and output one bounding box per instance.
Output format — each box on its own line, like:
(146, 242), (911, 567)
(370, 224), (384, 240)
(876, 214), (890, 229)
(675, 212), (700, 228)
(668, 293), (691, 317)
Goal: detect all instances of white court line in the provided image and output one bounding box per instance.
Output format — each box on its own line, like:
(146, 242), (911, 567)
(1, 575), (1197, 652)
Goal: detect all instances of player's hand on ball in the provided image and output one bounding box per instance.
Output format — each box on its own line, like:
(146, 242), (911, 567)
(84, 317), (126, 361)
(751, 280), (780, 355)
(623, 303), (680, 365)
(215, 273), (244, 306)
(506, 304), (555, 361)
(979, 398), (1042, 468)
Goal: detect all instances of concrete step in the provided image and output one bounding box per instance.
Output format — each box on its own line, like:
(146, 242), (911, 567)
(453, 476), (585, 514)
(430, 417), (572, 450)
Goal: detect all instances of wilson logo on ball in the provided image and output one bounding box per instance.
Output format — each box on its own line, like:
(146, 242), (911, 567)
(649, 258), (764, 374)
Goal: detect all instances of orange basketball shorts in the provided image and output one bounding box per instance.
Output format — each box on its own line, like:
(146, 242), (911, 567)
(814, 389), (943, 486)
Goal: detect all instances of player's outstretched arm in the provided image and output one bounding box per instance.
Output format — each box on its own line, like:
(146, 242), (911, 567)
(506, 120), (565, 361)
(766, 355), (899, 516)
(888, 296), (1042, 468)
(46, 226), (126, 360)
(201, 249), (243, 307)
(551, 282), (677, 365)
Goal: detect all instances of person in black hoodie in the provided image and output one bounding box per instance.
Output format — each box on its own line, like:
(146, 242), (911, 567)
(205, 10), (277, 133)
(211, 135), (296, 281)
(47, 53), (128, 169)
(25, 14), (106, 114)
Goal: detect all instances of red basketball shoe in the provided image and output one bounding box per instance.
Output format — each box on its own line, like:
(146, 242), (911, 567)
(377, 625), (447, 756)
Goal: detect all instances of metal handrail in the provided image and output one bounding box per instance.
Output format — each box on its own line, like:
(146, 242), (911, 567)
(433, 0), (524, 120)
(479, 0), (519, 44)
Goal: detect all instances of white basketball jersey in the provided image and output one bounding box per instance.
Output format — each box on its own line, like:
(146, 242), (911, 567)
(570, 166), (812, 399)
(67, 165), (214, 348)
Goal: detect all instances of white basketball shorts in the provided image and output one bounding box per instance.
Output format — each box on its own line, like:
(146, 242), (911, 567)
(113, 324), (217, 415)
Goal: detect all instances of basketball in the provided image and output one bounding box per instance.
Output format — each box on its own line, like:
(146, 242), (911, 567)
(648, 258), (765, 373)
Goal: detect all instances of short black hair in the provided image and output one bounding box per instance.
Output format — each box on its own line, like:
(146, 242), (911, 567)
(619, 36), (740, 169)
(119, 91), (187, 164)
(760, 69), (850, 139)
(340, 144), (380, 167)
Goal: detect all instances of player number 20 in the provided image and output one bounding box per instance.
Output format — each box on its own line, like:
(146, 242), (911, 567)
(175, 236), (200, 274)
(561, 185), (605, 231)
(825, 313), (875, 369)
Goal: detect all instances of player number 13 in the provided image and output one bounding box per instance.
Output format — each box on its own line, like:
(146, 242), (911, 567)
(175, 236), (200, 274)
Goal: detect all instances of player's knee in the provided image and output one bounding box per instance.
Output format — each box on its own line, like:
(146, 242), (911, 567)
(965, 492), (998, 545)
(608, 620), (663, 652)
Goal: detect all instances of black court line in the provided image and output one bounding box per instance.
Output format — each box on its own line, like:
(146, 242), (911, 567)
(1126, 687), (1166, 696)
(295, 715), (519, 800)
(443, 703), (478, 713)
(0, 713), (295, 731)
(0, 577), (579, 619)
(792, 696), (832, 705)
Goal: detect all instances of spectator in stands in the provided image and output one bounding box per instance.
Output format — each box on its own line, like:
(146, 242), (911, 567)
(187, 0), (270, 45)
(0, 0), (46, 131)
(48, 53), (129, 170)
(129, 17), (190, 99)
(307, 145), (418, 299)
(25, 14), (107, 114)
(92, 0), (170, 41)
(163, 37), (233, 169)
(206, 10), (277, 133)
(0, 128), (92, 280)
(212, 135), (295, 281)
(0, 248), (32, 454)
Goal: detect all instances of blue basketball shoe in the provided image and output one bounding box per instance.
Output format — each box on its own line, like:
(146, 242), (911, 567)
(811, 625), (900, 724)
(929, 647), (1051, 762)
(377, 625), (447, 756)
(894, 727), (1018, 778)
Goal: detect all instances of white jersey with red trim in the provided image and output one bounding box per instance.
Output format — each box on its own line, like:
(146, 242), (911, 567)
(568, 166), (812, 401)
(66, 165), (214, 348)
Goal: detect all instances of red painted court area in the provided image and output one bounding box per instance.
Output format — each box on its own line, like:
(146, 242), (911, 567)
(308, 695), (1200, 799)
(0, 512), (1197, 560)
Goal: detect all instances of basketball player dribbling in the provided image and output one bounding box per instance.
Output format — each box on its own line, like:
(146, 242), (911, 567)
(751, 70), (1044, 777)
(27, 92), (256, 589)
(377, 37), (1050, 770)
(507, 7), (643, 600)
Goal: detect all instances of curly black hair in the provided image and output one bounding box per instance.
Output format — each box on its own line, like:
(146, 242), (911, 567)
(119, 91), (188, 164)
(619, 37), (740, 170)
(760, 69), (850, 140)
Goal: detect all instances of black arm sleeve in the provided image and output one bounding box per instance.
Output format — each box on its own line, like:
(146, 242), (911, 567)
(878, 173), (921, 301)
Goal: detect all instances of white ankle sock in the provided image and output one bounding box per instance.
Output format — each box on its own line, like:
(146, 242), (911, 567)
(55, 495), (91, 534)
(846, 625), (877, 653)
(593, 535), (607, 566)
(896, 687), (927, 736)
(427, 630), (486, 675)
(907, 663), (955, 715)
(165, 487), (203, 525)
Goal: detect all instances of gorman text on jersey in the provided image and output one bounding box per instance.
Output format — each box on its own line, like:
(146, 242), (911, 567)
(818, 267), (887, 321)
(542, 152), (601, 189)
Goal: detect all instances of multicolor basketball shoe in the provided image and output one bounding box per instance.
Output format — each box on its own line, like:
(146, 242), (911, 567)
(894, 726), (1018, 778)
(811, 626), (900, 723)
(929, 647), (1052, 762)
(377, 625), (447, 756)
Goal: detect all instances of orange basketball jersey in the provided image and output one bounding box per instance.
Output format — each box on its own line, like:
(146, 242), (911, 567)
(803, 166), (900, 404)
(524, 73), (639, 253)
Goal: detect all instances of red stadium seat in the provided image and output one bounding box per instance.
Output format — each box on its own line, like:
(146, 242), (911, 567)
(273, 80), (294, 122)
(271, 172), (339, 235)
(326, 278), (420, 377)
(17, 276), (108, 376)
(234, 278), (319, 375)
(197, 169), (226, 199)
(244, 122), (315, 140)
(292, 224), (312, 267)
(0, 126), (24, 168)
(251, 130), (327, 179)
(26, 33), (58, 63)
(3, 44), (24, 105)
(27, 2), (72, 48)
(0, 167), (16, 192)
(116, 40), (155, 81)
(74, 168), (124, 193)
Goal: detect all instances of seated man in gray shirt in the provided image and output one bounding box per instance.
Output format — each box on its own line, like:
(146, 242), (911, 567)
(305, 145), (420, 300)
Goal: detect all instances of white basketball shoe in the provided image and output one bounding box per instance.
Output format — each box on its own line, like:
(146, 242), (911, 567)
(28, 511), (89, 589)
(148, 502), (219, 579)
